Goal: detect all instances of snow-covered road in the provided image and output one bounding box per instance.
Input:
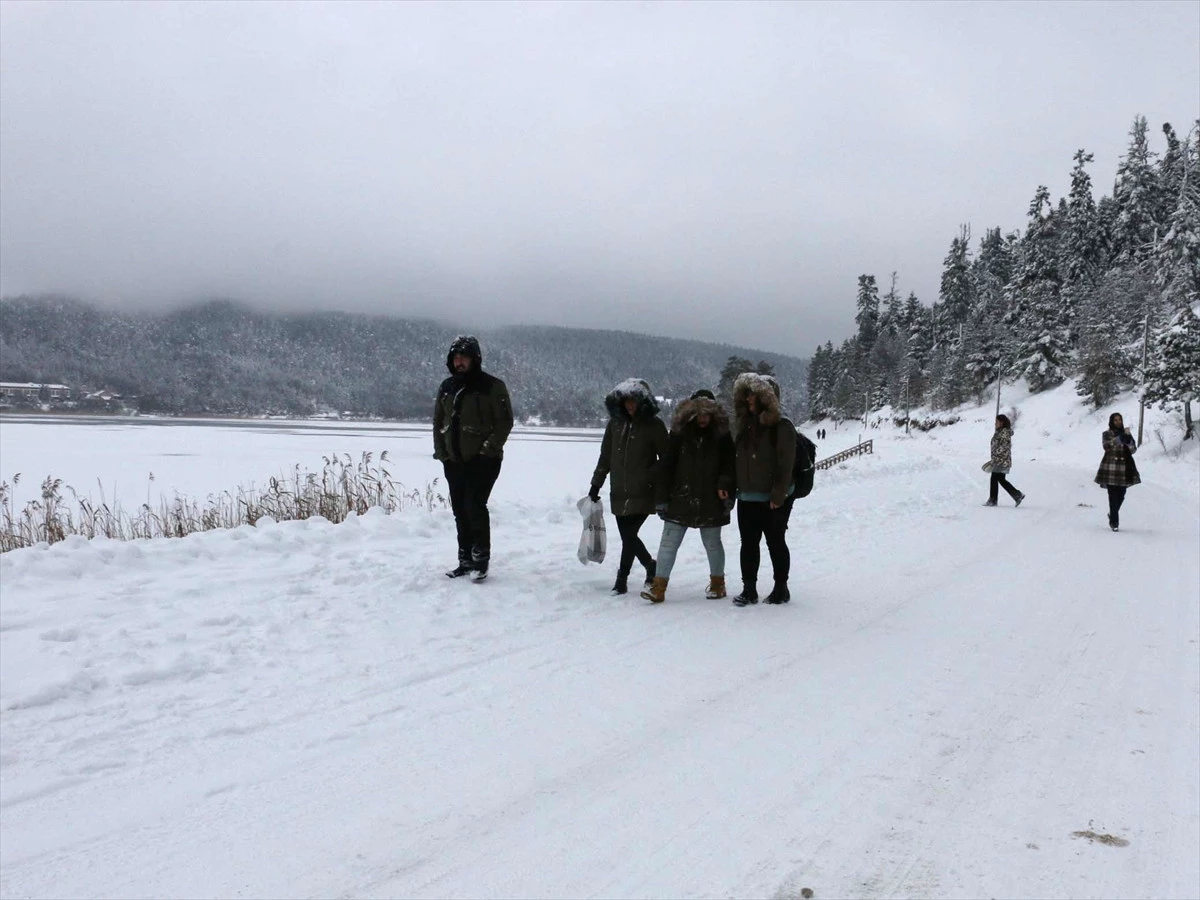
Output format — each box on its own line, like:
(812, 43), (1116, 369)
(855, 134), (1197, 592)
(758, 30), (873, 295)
(2, 393), (1197, 899)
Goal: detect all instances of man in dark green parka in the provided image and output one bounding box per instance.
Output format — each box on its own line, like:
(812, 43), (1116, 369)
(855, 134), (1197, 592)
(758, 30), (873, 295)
(589, 379), (669, 595)
(433, 336), (513, 581)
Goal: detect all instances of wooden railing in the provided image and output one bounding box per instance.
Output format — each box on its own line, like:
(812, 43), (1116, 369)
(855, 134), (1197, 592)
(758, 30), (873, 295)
(815, 439), (873, 470)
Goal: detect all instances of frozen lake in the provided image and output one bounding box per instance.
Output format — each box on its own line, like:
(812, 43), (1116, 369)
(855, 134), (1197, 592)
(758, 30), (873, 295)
(0, 414), (603, 511)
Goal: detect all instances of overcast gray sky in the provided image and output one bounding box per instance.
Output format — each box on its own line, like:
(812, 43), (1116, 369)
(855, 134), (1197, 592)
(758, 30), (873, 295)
(1, 0), (1197, 353)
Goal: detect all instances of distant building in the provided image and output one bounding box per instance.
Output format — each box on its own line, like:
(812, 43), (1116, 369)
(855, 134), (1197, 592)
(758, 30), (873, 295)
(0, 381), (73, 402)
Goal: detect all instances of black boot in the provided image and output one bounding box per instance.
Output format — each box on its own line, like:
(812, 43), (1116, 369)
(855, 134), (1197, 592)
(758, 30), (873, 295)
(611, 573), (629, 595)
(643, 559), (656, 587)
(469, 549), (489, 582)
(733, 585), (758, 607)
(765, 582), (790, 604)
(446, 553), (474, 578)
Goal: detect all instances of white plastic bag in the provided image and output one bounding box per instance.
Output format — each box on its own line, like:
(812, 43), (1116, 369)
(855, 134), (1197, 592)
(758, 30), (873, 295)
(576, 496), (607, 565)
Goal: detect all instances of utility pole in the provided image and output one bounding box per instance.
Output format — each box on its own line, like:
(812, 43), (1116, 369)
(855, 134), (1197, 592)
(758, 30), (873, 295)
(1139, 227), (1159, 447)
(1137, 312), (1150, 446)
(994, 357), (1005, 420)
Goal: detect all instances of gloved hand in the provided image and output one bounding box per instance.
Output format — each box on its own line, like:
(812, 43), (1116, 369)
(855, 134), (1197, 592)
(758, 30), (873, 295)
(588, 489), (600, 504)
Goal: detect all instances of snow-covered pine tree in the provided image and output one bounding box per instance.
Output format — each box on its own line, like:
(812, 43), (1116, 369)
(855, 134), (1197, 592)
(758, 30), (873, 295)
(1008, 186), (1070, 391)
(880, 272), (903, 339)
(1143, 305), (1200, 438)
(964, 321), (1003, 405)
(1062, 150), (1105, 288)
(939, 225), (974, 326)
(1075, 316), (1133, 408)
(1112, 116), (1161, 265)
(806, 343), (835, 420)
(1151, 124), (1200, 314)
(854, 275), (880, 354)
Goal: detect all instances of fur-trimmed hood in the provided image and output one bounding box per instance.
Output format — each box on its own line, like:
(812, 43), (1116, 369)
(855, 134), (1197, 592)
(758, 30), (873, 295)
(671, 395), (730, 436)
(733, 372), (782, 429)
(605, 378), (659, 421)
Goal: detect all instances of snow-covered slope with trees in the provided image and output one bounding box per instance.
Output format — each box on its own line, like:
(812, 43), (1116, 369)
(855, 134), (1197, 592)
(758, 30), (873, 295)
(806, 117), (1199, 439)
(0, 297), (806, 425)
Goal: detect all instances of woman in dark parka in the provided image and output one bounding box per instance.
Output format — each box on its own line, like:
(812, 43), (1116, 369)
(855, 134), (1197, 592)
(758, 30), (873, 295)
(589, 379), (670, 593)
(640, 390), (735, 604)
(1094, 411), (1140, 531)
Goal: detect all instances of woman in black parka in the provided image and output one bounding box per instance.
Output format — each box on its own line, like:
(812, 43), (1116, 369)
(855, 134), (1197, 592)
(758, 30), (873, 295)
(589, 379), (669, 594)
(641, 390), (735, 604)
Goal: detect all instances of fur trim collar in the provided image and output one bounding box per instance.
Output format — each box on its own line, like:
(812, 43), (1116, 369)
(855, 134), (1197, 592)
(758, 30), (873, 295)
(671, 396), (730, 436)
(733, 372), (782, 428)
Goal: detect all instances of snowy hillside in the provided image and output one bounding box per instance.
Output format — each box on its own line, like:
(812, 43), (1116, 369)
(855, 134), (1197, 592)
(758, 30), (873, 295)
(1, 383), (1197, 899)
(0, 296), (807, 425)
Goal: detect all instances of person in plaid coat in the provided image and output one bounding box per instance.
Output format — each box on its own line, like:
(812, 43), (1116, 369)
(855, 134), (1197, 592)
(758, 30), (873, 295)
(985, 414), (1025, 507)
(1094, 412), (1140, 531)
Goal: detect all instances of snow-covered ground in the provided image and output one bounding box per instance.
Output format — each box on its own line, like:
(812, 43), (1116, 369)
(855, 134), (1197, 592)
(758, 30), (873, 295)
(1, 385), (1197, 900)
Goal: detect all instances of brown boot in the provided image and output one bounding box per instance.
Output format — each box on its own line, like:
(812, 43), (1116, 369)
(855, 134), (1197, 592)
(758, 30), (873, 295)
(640, 576), (668, 603)
(705, 575), (726, 599)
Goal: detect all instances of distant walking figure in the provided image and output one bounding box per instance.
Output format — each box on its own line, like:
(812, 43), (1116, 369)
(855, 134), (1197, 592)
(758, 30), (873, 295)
(1094, 412), (1140, 532)
(985, 415), (1025, 507)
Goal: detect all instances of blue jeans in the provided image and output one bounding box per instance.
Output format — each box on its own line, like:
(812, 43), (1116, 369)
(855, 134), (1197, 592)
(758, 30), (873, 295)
(655, 521), (725, 580)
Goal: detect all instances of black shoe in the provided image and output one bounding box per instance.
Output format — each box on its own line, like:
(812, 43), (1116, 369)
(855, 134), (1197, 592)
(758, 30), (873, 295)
(470, 564), (489, 583)
(764, 584), (790, 604)
(733, 586), (758, 607)
(446, 562), (474, 578)
(984, 499), (997, 507)
(1014, 492), (1025, 507)
(644, 559), (656, 586)
(611, 575), (629, 595)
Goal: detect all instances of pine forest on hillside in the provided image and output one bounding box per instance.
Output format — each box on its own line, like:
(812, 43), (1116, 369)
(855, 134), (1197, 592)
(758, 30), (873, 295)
(805, 116), (1200, 438)
(0, 298), (806, 427)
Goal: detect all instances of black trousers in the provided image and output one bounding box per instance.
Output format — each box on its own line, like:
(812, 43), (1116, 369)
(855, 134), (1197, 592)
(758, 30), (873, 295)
(1107, 486), (1127, 525)
(615, 513), (654, 577)
(989, 472), (1021, 503)
(737, 498), (794, 588)
(444, 457), (502, 564)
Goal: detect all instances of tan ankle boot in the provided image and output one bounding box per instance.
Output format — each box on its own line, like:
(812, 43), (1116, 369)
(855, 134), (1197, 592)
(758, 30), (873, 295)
(640, 576), (668, 603)
(705, 575), (726, 599)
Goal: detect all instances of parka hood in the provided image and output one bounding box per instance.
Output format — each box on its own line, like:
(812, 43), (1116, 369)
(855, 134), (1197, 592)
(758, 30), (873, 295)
(605, 378), (660, 421)
(671, 395), (730, 436)
(733, 372), (782, 428)
(445, 335), (483, 376)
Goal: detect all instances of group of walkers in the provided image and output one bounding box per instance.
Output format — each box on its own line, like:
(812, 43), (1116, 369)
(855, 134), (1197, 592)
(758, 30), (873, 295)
(430, 336), (1144, 592)
(587, 374), (799, 606)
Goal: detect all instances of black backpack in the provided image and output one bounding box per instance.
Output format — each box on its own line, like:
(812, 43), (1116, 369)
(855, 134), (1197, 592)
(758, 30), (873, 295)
(772, 420), (817, 499)
(793, 429), (817, 498)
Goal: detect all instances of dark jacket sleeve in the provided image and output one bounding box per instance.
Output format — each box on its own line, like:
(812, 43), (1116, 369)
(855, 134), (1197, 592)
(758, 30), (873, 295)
(432, 383), (448, 460)
(481, 378), (514, 456)
(656, 430), (683, 506)
(771, 419), (797, 507)
(651, 417), (670, 496)
(591, 421), (613, 493)
(717, 432), (735, 495)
